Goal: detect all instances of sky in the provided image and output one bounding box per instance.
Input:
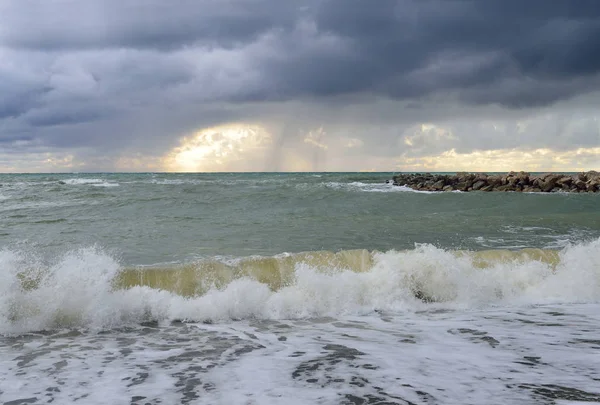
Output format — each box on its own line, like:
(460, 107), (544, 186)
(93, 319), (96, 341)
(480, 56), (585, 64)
(1, 0), (600, 172)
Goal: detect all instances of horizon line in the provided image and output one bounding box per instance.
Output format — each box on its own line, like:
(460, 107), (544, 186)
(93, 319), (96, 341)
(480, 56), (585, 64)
(0, 170), (592, 175)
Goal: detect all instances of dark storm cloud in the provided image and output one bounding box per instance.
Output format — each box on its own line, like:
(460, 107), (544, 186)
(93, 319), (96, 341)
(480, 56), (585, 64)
(0, 74), (47, 120)
(0, 134), (35, 145)
(1, 0), (600, 170)
(26, 108), (107, 128)
(288, 0), (600, 106)
(2, 1), (599, 108)
(0, 0), (301, 50)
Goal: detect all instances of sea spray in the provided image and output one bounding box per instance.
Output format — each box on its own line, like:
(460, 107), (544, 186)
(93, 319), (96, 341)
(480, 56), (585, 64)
(1, 241), (599, 334)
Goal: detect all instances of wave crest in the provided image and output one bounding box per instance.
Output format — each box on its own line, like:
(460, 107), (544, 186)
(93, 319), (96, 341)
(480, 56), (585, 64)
(62, 178), (119, 187)
(2, 241), (599, 334)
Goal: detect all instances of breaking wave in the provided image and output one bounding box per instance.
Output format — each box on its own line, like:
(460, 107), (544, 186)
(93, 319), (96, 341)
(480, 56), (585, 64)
(301, 181), (431, 193)
(2, 240), (600, 334)
(62, 178), (119, 187)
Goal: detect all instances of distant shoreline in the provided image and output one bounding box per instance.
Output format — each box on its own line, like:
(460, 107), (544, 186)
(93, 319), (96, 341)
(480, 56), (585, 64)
(392, 171), (600, 193)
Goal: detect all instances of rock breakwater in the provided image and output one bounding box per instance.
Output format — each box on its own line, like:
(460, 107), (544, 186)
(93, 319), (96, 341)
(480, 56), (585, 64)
(392, 171), (600, 193)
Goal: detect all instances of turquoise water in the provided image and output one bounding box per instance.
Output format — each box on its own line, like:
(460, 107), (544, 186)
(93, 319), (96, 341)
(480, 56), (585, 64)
(1, 172), (599, 265)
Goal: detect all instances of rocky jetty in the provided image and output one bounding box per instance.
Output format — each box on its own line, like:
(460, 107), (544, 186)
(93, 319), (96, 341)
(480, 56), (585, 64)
(392, 171), (600, 193)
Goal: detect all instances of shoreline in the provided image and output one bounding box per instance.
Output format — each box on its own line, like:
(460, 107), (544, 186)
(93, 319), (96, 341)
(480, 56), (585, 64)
(392, 171), (600, 192)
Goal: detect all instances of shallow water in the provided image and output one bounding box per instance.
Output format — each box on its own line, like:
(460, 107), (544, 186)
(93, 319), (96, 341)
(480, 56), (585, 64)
(2, 305), (599, 404)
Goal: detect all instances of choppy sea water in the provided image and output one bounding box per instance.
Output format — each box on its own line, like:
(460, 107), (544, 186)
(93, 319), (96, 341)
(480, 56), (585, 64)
(1, 172), (600, 404)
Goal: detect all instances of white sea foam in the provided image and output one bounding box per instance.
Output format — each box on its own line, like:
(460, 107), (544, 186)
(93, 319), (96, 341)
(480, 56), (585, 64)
(2, 240), (600, 334)
(149, 179), (189, 185)
(193, 305), (600, 405)
(490, 226), (598, 250)
(315, 181), (435, 193)
(1, 305), (599, 404)
(63, 178), (119, 187)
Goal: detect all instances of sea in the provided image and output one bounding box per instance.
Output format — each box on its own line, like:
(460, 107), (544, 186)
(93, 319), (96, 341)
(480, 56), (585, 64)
(1, 172), (599, 405)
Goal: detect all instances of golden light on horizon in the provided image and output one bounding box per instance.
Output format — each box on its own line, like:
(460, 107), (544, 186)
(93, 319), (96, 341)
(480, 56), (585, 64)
(163, 124), (272, 172)
(398, 147), (600, 172)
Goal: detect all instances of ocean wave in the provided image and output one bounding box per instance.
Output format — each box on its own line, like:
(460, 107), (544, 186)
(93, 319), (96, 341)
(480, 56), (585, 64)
(145, 178), (289, 187)
(297, 182), (434, 193)
(63, 178), (119, 187)
(0, 200), (77, 213)
(2, 241), (600, 334)
(1, 181), (57, 190)
(148, 179), (193, 185)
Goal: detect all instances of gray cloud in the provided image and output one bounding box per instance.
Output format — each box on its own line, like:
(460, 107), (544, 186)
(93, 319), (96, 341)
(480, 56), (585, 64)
(0, 1), (301, 50)
(1, 0), (600, 171)
(305, 0), (600, 106)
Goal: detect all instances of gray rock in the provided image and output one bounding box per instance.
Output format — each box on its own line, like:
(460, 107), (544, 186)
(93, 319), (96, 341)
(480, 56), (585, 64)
(574, 179), (587, 190)
(495, 185), (512, 192)
(455, 182), (468, 191)
(487, 176), (503, 186)
(541, 175), (560, 192)
(472, 180), (486, 190)
(432, 180), (445, 190)
(557, 176), (573, 186)
(390, 171), (600, 193)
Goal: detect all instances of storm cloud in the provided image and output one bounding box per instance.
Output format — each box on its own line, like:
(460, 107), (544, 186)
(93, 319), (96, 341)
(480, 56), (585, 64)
(1, 0), (600, 171)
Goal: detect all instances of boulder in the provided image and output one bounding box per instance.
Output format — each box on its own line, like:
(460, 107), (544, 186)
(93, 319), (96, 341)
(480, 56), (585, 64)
(487, 176), (503, 187)
(587, 170), (600, 180)
(390, 170), (600, 193)
(472, 180), (486, 190)
(455, 182), (469, 191)
(541, 175), (560, 192)
(557, 176), (573, 188)
(516, 171), (530, 185)
(495, 185), (512, 192)
(456, 172), (476, 183)
(432, 180), (445, 190)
